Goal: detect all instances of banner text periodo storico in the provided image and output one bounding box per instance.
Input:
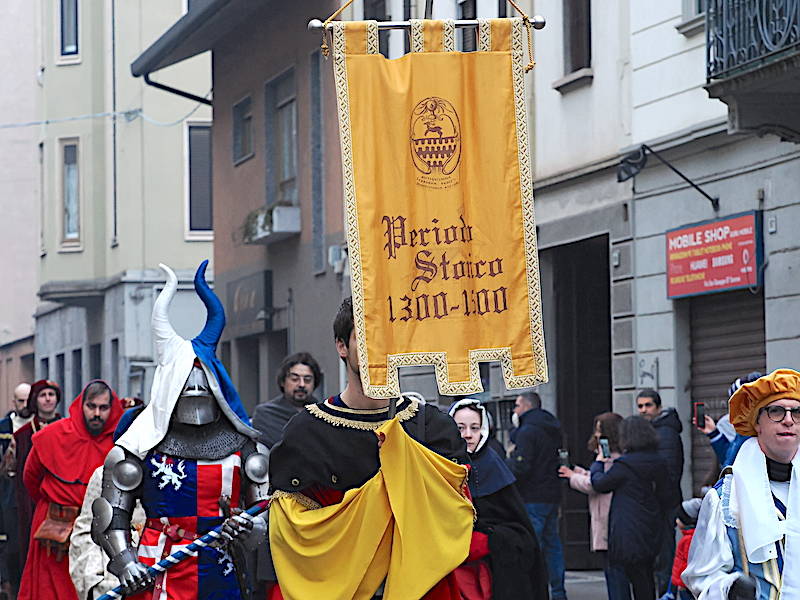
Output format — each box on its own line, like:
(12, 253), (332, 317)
(382, 214), (509, 322)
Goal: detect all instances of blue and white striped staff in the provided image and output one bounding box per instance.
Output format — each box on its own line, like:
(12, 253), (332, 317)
(97, 499), (270, 600)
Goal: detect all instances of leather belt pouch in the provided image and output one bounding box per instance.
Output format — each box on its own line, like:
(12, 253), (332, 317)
(33, 503), (79, 560)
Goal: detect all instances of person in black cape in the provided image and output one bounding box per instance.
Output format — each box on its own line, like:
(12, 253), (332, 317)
(449, 398), (550, 600)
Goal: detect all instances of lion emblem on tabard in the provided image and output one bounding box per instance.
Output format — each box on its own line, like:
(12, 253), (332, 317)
(410, 97), (461, 177)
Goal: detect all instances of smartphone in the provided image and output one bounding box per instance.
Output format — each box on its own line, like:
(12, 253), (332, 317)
(599, 437), (611, 459)
(558, 449), (570, 468)
(694, 402), (706, 429)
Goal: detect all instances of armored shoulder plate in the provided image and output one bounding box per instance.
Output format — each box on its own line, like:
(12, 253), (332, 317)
(101, 447), (141, 512)
(244, 448), (269, 484)
(242, 442), (270, 504)
(112, 454), (143, 491)
(94, 446), (142, 567)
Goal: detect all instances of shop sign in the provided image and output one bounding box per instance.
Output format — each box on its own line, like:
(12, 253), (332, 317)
(666, 211), (762, 299)
(226, 270), (273, 336)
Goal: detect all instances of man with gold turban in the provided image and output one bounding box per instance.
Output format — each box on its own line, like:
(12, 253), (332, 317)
(683, 368), (800, 600)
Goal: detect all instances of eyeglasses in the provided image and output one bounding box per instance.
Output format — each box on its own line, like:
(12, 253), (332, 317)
(761, 405), (800, 424)
(287, 373), (314, 384)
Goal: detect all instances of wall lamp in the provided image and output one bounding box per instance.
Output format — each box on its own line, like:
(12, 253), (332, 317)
(617, 144), (719, 212)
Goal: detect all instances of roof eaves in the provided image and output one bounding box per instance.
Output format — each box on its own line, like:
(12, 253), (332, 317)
(131, 0), (231, 77)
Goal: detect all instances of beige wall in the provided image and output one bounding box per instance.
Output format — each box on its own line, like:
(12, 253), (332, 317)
(0, 338), (35, 414)
(629, 0), (725, 143)
(38, 0), (213, 287)
(532, 0), (632, 180)
(0, 0), (40, 349)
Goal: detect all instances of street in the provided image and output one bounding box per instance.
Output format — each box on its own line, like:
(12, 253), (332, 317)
(565, 571), (608, 600)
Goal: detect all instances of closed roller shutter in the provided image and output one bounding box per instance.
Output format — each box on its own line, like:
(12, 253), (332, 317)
(689, 289), (766, 495)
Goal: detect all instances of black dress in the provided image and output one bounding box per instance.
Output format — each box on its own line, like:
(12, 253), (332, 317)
(468, 444), (550, 600)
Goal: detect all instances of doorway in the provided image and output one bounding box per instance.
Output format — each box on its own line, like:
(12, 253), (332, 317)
(549, 235), (612, 570)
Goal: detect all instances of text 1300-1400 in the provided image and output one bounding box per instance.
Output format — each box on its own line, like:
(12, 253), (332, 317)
(387, 288), (509, 323)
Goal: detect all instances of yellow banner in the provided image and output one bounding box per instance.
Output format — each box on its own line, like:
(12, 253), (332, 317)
(332, 18), (547, 398)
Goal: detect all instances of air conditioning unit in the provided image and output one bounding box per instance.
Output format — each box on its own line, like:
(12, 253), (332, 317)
(328, 244), (348, 274)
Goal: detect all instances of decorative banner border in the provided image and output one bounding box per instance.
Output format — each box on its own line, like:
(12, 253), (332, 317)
(332, 18), (548, 398)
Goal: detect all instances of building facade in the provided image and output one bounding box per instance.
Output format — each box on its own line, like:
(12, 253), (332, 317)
(134, 0), (800, 569)
(0, 0), (40, 411)
(522, 0), (800, 567)
(34, 0), (213, 408)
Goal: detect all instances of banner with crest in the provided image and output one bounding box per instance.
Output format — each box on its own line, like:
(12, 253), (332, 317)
(331, 17), (547, 398)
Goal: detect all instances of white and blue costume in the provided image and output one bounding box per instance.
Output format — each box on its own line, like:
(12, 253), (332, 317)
(683, 438), (800, 600)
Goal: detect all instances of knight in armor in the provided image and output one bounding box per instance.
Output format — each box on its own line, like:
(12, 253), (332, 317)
(91, 261), (270, 599)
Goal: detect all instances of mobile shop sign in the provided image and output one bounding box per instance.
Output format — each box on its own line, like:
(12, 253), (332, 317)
(666, 211), (762, 299)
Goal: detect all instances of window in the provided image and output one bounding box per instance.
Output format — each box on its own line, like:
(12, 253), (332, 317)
(310, 52), (326, 273)
(404, 0), (412, 53)
(40, 357), (49, 380)
(60, 0), (78, 56)
(56, 354), (65, 395)
(563, 0), (591, 74)
(364, 0), (389, 58)
(232, 96), (253, 164)
(188, 123), (213, 234)
(459, 0), (477, 52)
(265, 70), (297, 206)
(62, 141), (80, 243)
(89, 343), (101, 380)
(110, 339), (119, 392)
(678, 0), (706, 36)
(72, 348), (82, 398)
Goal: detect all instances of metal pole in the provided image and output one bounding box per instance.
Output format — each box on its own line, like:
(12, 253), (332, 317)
(642, 144), (720, 212)
(307, 16), (546, 32)
(424, 0), (433, 19)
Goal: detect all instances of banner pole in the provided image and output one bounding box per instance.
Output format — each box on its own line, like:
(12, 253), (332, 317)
(307, 17), (546, 33)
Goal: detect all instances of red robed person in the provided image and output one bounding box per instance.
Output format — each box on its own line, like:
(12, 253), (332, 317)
(18, 380), (124, 600)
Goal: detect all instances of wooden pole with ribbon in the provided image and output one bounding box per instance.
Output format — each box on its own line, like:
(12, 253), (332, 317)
(309, 1), (545, 71)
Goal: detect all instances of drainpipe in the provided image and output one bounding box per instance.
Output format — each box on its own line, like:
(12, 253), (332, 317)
(143, 73), (212, 106)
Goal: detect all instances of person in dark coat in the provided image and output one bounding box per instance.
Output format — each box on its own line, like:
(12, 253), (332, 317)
(251, 352), (322, 449)
(637, 389), (684, 595)
(6, 380), (62, 582)
(637, 389), (684, 488)
(250, 351), (322, 596)
(449, 398), (549, 600)
(507, 391), (566, 600)
(591, 415), (676, 600)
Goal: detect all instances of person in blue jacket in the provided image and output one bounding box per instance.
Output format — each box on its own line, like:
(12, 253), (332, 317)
(591, 416), (678, 600)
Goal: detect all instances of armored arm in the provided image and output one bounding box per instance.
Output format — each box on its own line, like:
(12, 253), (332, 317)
(91, 446), (153, 593)
(219, 443), (269, 550)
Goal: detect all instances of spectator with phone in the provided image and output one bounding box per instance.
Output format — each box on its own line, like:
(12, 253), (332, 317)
(693, 372), (762, 468)
(591, 416), (677, 600)
(558, 412), (627, 599)
(508, 391), (568, 600)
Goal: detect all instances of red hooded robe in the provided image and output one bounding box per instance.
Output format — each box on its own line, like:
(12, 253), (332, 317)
(17, 380), (123, 600)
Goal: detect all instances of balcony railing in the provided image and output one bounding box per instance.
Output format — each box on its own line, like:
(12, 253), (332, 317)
(706, 0), (800, 80)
